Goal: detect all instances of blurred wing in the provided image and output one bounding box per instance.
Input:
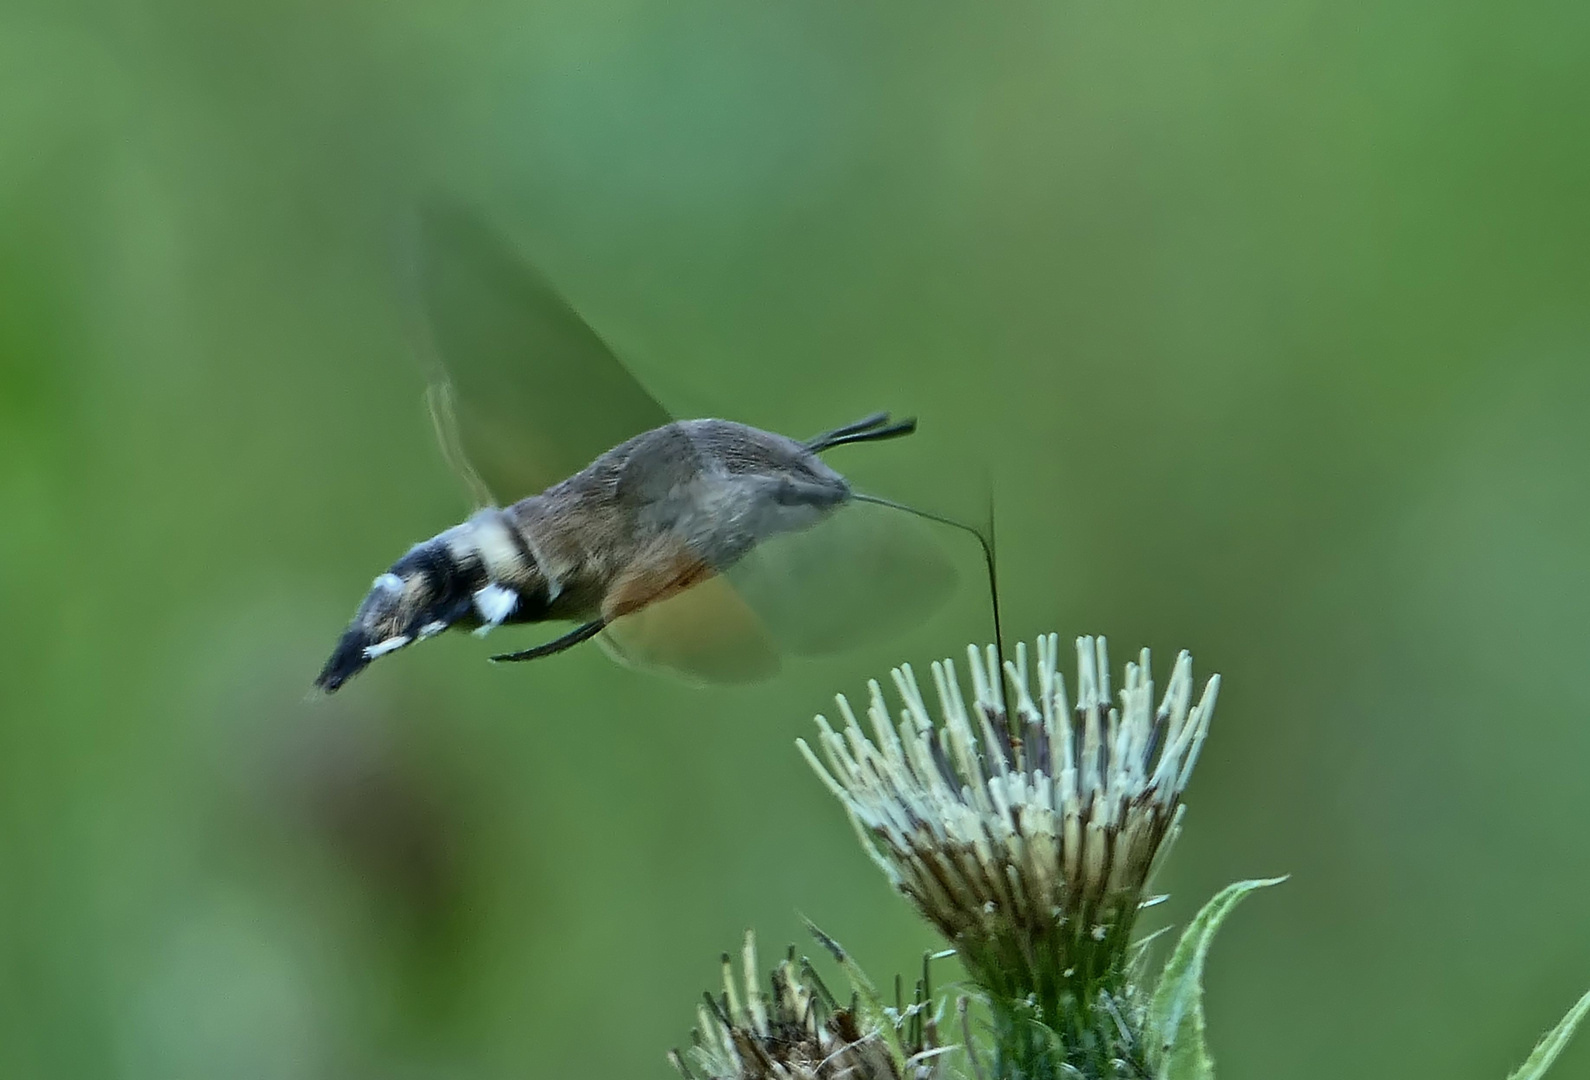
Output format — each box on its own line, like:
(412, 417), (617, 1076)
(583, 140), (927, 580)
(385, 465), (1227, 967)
(722, 499), (960, 657)
(596, 574), (783, 684)
(413, 197), (672, 503)
(423, 379), (494, 510)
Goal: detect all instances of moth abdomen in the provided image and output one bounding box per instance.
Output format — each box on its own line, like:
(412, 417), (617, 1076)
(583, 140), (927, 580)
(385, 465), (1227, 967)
(314, 511), (554, 692)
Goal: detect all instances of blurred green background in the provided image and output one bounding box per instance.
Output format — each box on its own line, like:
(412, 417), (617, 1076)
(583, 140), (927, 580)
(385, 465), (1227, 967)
(3, 0), (1589, 1076)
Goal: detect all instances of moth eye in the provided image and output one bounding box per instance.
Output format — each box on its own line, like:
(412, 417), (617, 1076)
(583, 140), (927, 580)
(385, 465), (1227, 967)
(773, 479), (807, 506)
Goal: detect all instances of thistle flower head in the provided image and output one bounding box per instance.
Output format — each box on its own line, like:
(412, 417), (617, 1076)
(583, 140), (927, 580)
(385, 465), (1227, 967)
(669, 931), (946, 1080)
(799, 634), (1218, 1074)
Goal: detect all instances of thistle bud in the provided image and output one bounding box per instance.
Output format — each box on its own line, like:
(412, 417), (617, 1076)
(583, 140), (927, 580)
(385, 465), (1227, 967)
(669, 930), (947, 1080)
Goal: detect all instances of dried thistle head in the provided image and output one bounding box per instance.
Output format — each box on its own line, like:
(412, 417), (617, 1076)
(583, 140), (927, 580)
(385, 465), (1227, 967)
(669, 930), (949, 1080)
(799, 635), (1218, 1076)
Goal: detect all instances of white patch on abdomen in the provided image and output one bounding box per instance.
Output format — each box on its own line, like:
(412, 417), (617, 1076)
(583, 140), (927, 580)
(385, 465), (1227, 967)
(454, 509), (525, 581)
(460, 507), (565, 603)
(363, 635), (411, 659)
(471, 583), (518, 636)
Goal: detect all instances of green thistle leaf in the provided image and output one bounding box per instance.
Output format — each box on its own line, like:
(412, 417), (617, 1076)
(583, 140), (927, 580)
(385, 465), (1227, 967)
(1146, 877), (1286, 1080)
(1505, 986), (1590, 1080)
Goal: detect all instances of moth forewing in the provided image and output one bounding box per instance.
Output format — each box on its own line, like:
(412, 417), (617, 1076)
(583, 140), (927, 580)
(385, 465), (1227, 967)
(415, 197), (671, 500)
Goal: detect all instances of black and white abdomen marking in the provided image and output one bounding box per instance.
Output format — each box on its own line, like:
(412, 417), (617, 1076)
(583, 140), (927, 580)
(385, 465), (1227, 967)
(313, 506), (551, 692)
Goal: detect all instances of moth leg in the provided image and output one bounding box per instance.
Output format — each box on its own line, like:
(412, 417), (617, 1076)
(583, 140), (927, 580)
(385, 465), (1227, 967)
(490, 619), (606, 662)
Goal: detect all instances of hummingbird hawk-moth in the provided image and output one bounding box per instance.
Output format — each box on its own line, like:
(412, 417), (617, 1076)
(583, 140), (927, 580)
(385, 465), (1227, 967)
(315, 201), (967, 693)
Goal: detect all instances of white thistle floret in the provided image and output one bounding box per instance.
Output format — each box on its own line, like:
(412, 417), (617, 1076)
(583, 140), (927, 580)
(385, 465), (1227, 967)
(799, 635), (1217, 949)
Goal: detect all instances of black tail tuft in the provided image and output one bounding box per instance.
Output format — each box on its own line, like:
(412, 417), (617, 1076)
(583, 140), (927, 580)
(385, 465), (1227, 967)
(315, 628), (373, 693)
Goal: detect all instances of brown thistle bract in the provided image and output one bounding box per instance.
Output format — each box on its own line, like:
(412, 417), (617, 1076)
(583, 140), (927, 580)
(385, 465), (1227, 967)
(670, 932), (946, 1080)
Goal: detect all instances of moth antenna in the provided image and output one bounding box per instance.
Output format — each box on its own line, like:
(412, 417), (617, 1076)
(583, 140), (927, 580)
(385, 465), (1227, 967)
(851, 491), (1004, 680)
(809, 411), (888, 441)
(806, 413), (917, 452)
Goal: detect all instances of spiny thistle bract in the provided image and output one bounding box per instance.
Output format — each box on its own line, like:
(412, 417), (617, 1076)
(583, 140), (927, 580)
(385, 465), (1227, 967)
(668, 929), (950, 1080)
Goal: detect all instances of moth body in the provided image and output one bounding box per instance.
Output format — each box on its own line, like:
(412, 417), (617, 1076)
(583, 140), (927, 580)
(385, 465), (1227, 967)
(315, 418), (856, 692)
